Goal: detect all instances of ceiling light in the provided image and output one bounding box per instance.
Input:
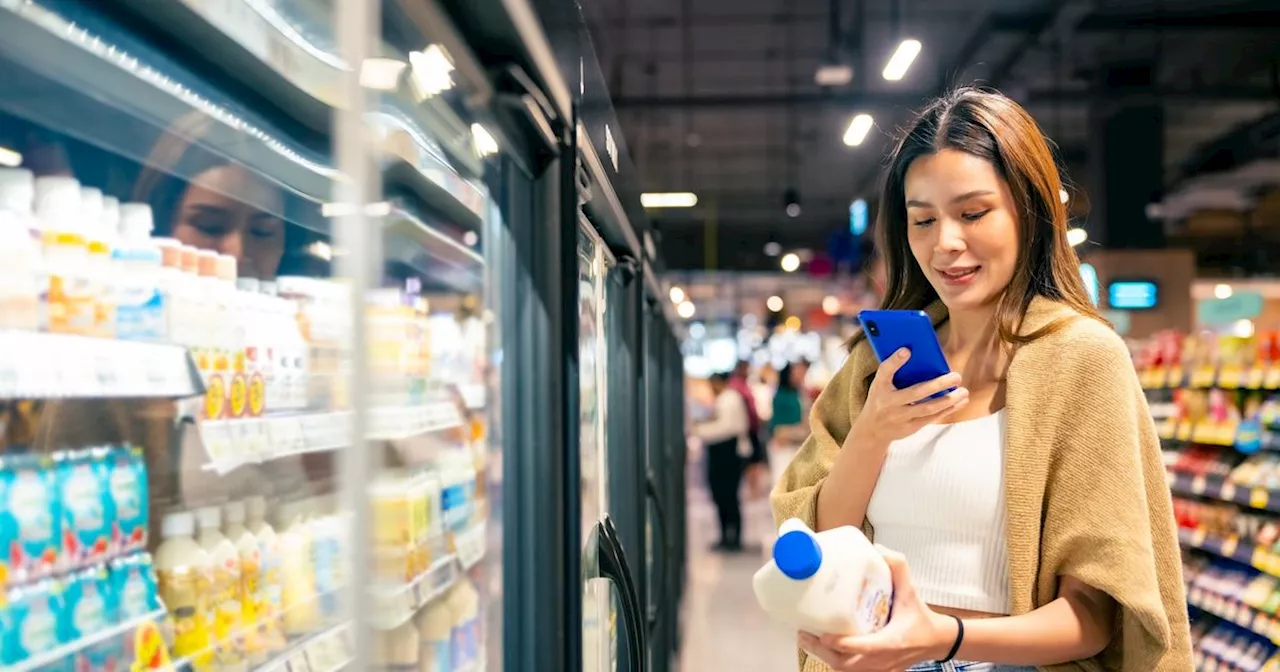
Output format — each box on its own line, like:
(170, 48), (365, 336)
(767, 295), (784, 312)
(780, 253), (801, 272)
(472, 123), (499, 157)
(785, 203), (802, 218)
(676, 300), (696, 319)
(360, 58), (407, 90)
(882, 39), (922, 81)
(814, 63), (854, 87)
(785, 316), (802, 331)
(1059, 188), (1069, 204)
(669, 286), (686, 304)
(1066, 228), (1087, 247)
(822, 296), (840, 316)
(641, 192), (698, 208)
(1215, 284), (1233, 300)
(462, 231), (478, 247)
(409, 45), (455, 100)
(1235, 319), (1256, 338)
(689, 322), (706, 339)
(843, 114), (874, 146)
(0, 146), (22, 167)
(783, 189), (801, 218)
(763, 241), (782, 257)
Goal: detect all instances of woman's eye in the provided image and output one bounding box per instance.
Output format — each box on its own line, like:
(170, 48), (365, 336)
(912, 218), (935, 227)
(962, 209), (991, 222)
(249, 227), (278, 240)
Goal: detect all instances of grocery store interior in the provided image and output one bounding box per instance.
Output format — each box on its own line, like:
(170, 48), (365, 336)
(0, 0), (1279, 670)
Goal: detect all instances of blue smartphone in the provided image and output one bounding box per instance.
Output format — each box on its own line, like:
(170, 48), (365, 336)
(858, 309), (956, 400)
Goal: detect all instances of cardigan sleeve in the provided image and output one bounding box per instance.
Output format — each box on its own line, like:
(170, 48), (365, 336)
(769, 344), (870, 531)
(1037, 325), (1192, 671)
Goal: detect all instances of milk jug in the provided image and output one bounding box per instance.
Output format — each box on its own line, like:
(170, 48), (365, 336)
(752, 518), (893, 635)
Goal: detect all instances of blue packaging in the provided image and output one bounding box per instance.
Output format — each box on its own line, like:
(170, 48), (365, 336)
(0, 453), (62, 582)
(111, 553), (161, 667)
(57, 449), (113, 568)
(63, 565), (121, 671)
(107, 446), (148, 556)
(1, 578), (66, 668)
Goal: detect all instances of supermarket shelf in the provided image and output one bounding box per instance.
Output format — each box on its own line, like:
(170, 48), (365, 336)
(201, 412), (353, 474)
(368, 403), (466, 441)
(0, 332), (200, 399)
(1168, 471), (1280, 514)
(9, 608), (165, 672)
(1179, 528), (1280, 580)
(369, 554), (460, 630)
(1141, 364), (1280, 391)
(1188, 586), (1280, 645)
(456, 521), (488, 570)
(256, 621), (353, 672)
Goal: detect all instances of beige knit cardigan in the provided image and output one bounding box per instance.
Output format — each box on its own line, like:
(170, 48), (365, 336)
(771, 297), (1193, 671)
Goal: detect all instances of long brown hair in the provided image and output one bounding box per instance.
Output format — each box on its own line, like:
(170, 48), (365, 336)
(853, 86), (1103, 349)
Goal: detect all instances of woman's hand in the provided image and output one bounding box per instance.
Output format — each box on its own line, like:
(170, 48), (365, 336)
(851, 348), (968, 447)
(798, 548), (958, 672)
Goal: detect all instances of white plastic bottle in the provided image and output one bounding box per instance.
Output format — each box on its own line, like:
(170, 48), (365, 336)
(752, 518), (894, 636)
(153, 511), (215, 671)
(35, 176), (93, 335)
(224, 501), (265, 665)
(82, 188), (115, 338)
(196, 505), (248, 672)
(245, 496), (285, 653)
(113, 204), (166, 341)
(0, 168), (43, 330)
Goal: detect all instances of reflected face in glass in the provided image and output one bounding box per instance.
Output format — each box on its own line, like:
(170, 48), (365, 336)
(172, 165), (285, 280)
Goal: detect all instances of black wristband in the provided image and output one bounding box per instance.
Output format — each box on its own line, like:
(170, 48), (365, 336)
(938, 615), (964, 663)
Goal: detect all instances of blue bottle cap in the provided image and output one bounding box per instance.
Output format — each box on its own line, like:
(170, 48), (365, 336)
(773, 529), (822, 580)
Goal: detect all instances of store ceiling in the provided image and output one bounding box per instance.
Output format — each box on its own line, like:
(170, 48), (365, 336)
(581, 0), (1280, 271)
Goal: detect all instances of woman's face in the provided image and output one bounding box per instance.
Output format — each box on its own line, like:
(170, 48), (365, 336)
(172, 165), (285, 280)
(904, 148), (1019, 313)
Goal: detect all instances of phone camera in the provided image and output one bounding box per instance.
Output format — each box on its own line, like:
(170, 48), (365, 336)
(865, 320), (879, 337)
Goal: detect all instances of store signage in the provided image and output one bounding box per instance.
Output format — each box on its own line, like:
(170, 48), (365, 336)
(1108, 280), (1159, 310)
(1080, 263), (1099, 306)
(1197, 291), (1263, 325)
(1102, 309), (1131, 336)
(849, 199), (868, 236)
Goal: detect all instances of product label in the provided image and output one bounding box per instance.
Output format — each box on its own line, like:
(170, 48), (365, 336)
(247, 373), (266, 418)
(6, 465), (59, 578)
(229, 373), (248, 419)
(204, 374), (227, 421)
(313, 535), (339, 617)
(157, 566), (214, 671)
(854, 575), (893, 634)
(2, 580), (61, 666)
(109, 449), (148, 554)
(209, 558), (245, 668)
(60, 459), (111, 565)
(421, 638), (452, 672)
(256, 539), (286, 651)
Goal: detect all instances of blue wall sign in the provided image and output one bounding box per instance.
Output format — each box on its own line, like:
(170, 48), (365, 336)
(850, 199), (868, 236)
(1108, 280), (1159, 310)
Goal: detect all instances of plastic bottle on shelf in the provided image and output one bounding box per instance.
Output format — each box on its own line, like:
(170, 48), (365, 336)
(196, 505), (247, 671)
(305, 496), (340, 620)
(223, 500), (265, 665)
(0, 168), (44, 331)
(36, 175), (94, 335)
(374, 621), (421, 671)
(113, 204), (166, 341)
(275, 500), (319, 637)
(245, 496), (285, 653)
(82, 188), (116, 338)
(154, 511), (215, 671)
(752, 518), (894, 636)
(237, 279), (267, 419)
(446, 576), (481, 669)
(417, 597), (453, 672)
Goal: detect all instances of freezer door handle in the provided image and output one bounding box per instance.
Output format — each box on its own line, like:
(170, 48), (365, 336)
(645, 471), (669, 636)
(597, 515), (648, 672)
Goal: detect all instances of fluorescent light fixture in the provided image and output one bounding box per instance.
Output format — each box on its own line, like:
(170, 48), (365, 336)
(360, 58), (407, 90)
(641, 192), (699, 208)
(786, 203), (802, 218)
(1066, 227), (1087, 247)
(822, 296), (840, 316)
(0, 146), (21, 167)
(472, 123), (499, 158)
(463, 231), (479, 247)
(815, 63), (854, 87)
(676, 300), (696, 319)
(1059, 188), (1070, 204)
(780, 252), (801, 272)
(1215, 283), (1233, 300)
(767, 295), (784, 312)
(882, 39), (922, 81)
(763, 241), (782, 257)
(669, 286), (686, 304)
(843, 114), (874, 146)
(409, 45), (455, 100)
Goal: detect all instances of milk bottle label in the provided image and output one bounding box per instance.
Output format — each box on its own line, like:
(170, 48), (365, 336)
(856, 576), (893, 632)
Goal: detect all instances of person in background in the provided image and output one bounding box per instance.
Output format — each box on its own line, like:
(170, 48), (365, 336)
(693, 372), (752, 552)
(730, 360), (770, 490)
(768, 360), (811, 489)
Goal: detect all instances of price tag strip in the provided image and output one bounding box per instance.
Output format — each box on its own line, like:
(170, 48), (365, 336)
(201, 412), (354, 474)
(0, 332), (199, 399)
(368, 402), (465, 441)
(1167, 470), (1280, 515)
(456, 522), (488, 570)
(369, 554), (461, 630)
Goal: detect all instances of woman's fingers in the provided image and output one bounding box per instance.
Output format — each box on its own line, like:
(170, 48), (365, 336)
(872, 348), (913, 391)
(905, 387), (969, 419)
(897, 372), (962, 404)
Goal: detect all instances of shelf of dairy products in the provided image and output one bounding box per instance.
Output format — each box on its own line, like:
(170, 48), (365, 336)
(253, 622), (354, 672)
(0, 331), (199, 399)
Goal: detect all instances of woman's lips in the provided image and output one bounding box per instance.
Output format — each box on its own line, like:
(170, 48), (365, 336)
(938, 266), (979, 285)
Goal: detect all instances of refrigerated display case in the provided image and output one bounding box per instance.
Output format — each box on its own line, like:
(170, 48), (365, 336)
(0, 0), (685, 670)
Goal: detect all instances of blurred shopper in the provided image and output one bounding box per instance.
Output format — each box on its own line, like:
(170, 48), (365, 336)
(772, 87), (1190, 671)
(730, 360), (770, 495)
(768, 360), (811, 478)
(693, 372), (752, 551)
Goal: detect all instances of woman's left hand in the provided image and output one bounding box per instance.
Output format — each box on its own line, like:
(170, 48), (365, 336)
(798, 547), (959, 672)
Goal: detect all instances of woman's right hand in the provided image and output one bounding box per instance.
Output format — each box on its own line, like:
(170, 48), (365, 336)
(851, 347), (969, 447)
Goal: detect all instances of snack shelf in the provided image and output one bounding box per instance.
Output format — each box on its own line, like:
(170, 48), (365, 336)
(1189, 587), (1280, 646)
(1141, 364), (1280, 392)
(1178, 527), (1280, 576)
(1169, 471), (1280, 514)
(0, 332), (200, 399)
(369, 554), (461, 630)
(9, 608), (166, 672)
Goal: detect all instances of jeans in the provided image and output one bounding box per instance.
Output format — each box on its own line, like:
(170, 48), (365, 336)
(906, 663), (1039, 672)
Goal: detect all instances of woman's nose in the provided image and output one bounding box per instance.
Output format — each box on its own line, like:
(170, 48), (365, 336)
(215, 230), (246, 265)
(934, 219), (966, 253)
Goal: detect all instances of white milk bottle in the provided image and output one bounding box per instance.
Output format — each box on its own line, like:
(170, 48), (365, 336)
(752, 518), (894, 636)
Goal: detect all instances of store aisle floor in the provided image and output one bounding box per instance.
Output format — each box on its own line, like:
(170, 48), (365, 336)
(677, 469), (797, 672)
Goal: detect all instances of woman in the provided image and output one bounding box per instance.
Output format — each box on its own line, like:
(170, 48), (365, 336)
(771, 87), (1191, 671)
(693, 372), (753, 552)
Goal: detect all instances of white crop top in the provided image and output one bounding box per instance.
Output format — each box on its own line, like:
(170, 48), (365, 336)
(865, 410), (1011, 614)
